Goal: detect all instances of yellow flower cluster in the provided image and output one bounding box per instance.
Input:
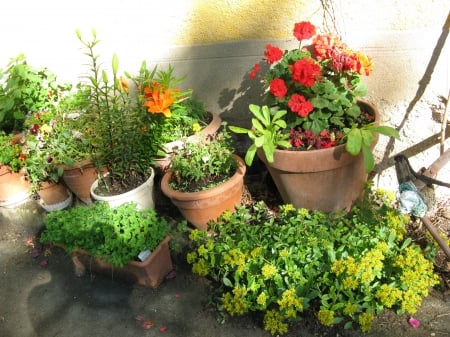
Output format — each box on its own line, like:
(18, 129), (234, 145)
(279, 248), (290, 258)
(375, 284), (403, 308)
(343, 302), (358, 315)
(191, 257), (208, 276)
(358, 312), (375, 332)
(317, 309), (334, 326)
(221, 287), (249, 316)
(191, 122), (201, 133)
(386, 209), (408, 241)
(331, 245), (386, 289)
(394, 245), (440, 314)
(263, 310), (288, 335)
(224, 248), (247, 274)
(261, 263), (277, 279)
(257, 292), (267, 307)
(277, 288), (303, 318)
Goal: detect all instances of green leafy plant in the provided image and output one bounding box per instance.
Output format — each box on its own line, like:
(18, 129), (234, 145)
(0, 54), (66, 133)
(0, 131), (24, 171)
(229, 104), (291, 165)
(187, 187), (439, 334)
(40, 202), (170, 267)
(169, 123), (237, 192)
(75, 30), (209, 195)
(233, 21), (399, 172)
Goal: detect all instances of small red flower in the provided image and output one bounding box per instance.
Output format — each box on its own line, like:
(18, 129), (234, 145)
(29, 124), (40, 135)
(269, 78), (287, 98)
(293, 21), (316, 41)
(288, 94), (313, 117)
(290, 58), (321, 87)
(264, 44), (283, 64)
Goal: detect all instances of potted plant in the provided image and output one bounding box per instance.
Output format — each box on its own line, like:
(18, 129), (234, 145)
(160, 124), (246, 230)
(42, 83), (101, 204)
(230, 21), (400, 212)
(0, 56), (73, 209)
(0, 54), (62, 134)
(187, 189), (439, 335)
(136, 65), (222, 170)
(39, 201), (173, 288)
(0, 131), (30, 207)
(75, 30), (219, 209)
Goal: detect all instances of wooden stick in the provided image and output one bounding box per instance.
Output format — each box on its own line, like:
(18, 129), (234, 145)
(420, 216), (450, 259)
(440, 91), (450, 155)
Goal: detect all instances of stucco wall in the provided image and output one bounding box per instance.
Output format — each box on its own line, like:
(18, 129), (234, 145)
(1, 0), (449, 195)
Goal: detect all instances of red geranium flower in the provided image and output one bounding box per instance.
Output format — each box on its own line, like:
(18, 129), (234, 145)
(288, 94), (313, 117)
(289, 58), (321, 87)
(264, 44), (283, 64)
(269, 78), (287, 98)
(293, 21), (316, 41)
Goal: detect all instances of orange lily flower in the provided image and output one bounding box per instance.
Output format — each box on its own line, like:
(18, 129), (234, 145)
(143, 85), (175, 117)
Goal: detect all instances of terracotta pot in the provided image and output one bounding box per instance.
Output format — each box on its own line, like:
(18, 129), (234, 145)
(70, 236), (173, 288)
(61, 159), (99, 204)
(160, 155), (246, 231)
(257, 101), (379, 213)
(36, 181), (72, 211)
(0, 165), (31, 208)
(90, 168), (155, 210)
(154, 111), (222, 170)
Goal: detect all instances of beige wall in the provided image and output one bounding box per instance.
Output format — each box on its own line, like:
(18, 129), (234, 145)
(1, 0), (449, 193)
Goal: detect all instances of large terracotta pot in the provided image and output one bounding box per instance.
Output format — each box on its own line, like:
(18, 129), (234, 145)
(257, 101), (379, 213)
(154, 111), (222, 170)
(70, 235), (173, 288)
(0, 165), (31, 208)
(61, 159), (99, 204)
(90, 168), (155, 210)
(36, 181), (72, 212)
(160, 155), (246, 231)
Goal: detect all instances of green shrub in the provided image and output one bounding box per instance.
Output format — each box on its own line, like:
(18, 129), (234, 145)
(187, 188), (439, 334)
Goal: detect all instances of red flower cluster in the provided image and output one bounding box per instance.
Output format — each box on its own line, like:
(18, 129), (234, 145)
(247, 20), (374, 151)
(290, 129), (341, 149)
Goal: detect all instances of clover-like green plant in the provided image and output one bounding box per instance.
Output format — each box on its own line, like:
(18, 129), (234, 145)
(40, 202), (169, 267)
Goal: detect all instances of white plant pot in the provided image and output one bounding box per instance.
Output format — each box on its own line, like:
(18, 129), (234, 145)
(90, 168), (155, 210)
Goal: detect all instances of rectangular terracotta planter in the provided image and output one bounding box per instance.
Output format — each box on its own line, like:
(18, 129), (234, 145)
(71, 236), (173, 288)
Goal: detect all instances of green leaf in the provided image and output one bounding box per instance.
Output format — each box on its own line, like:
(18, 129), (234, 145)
(311, 96), (329, 109)
(346, 104), (361, 118)
(368, 125), (400, 139)
(362, 145), (375, 172)
(228, 125), (250, 134)
(244, 144), (257, 166)
(223, 276), (233, 287)
(249, 104), (269, 126)
(361, 129), (375, 147)
(345, 129), (362, 155)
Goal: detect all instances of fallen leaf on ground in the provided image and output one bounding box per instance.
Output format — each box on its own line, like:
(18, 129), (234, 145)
(141, 320), (154, 329)
(32, 248), (40, 258)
